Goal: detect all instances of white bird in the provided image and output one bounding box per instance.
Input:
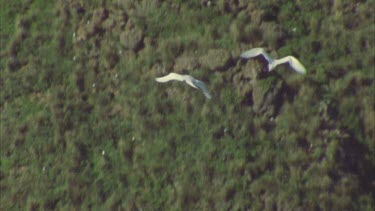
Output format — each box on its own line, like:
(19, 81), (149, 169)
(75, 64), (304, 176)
(155, 73), (212, 99)
(240, 48), (306, 74)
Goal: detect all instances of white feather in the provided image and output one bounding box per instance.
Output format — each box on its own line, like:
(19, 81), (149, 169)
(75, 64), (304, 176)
(155, 73), (212, 99)
(241, 48), (306, 74)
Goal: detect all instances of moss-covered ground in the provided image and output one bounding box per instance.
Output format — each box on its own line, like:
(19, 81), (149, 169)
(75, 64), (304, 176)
(1, 0), (374, 210)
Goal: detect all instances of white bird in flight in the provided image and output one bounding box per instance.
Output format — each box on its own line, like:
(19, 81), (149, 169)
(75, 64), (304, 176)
(155, 73), (212, 99)
(240, 48), (306, 74)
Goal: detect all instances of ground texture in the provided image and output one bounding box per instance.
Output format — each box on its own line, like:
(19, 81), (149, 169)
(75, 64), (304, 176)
(1, 0), (374, 210)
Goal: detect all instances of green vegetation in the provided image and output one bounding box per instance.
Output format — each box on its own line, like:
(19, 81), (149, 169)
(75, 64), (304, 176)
(1, 0), (374, 210)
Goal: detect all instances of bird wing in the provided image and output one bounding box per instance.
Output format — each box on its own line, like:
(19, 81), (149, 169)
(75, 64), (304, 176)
(274, 56), (306, 74)
(192, 79), (212, 99)
(155, 73), (184, 83)
(240, 48), (273, 63)
(289, 56), (306, 74)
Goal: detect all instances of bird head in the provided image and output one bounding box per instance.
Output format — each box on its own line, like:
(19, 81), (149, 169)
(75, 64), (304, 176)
(186, 78), (198, 89)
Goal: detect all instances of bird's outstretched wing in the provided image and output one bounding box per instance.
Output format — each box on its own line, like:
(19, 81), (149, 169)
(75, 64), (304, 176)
(275, 56), (306, 74)
(192, 79), (212, 99)
(156, 73), (211, 99)
(155, 73), (184, 83)
(288, 56), (306, 74)
(240, 48), (273, 63)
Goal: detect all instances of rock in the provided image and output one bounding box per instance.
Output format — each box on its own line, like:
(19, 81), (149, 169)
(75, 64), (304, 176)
(233, 62), (262, 97)
(251, 77), (283, 116)
(120, 22), (143, 51)
(200, 49), (233, 71)
(233, 59), (284, 117)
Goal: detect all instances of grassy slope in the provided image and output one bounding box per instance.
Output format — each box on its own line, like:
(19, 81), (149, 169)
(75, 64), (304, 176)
(1, 0), (374, 210)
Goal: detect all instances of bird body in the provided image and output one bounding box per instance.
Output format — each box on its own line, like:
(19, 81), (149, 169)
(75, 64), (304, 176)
(155, 73), (212, 99)
(240, 48), (306, 74)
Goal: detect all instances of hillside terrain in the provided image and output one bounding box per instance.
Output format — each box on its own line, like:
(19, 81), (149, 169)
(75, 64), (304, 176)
(1, 0), (374, 210)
